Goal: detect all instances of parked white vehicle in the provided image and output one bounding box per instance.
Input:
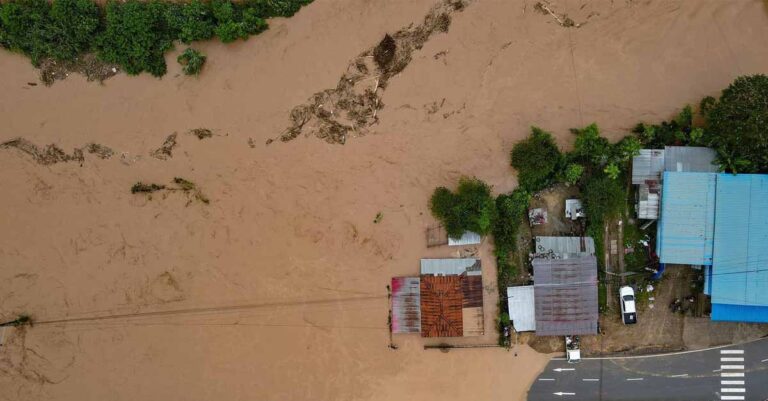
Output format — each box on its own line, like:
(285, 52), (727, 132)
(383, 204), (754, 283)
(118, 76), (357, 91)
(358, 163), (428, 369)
(620, 286), (637, 325)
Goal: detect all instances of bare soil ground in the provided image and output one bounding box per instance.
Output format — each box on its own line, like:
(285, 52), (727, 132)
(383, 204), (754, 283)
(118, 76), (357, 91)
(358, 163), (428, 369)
(2, 1), (768, 400)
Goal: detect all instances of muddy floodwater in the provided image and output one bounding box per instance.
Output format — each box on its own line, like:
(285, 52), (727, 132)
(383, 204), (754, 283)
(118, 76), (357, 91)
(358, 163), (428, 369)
(1, 1), (768, 400)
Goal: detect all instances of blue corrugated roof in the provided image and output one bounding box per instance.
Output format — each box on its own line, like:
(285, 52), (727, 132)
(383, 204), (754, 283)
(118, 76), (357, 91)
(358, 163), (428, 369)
(703, 265), (712, 296)
(710, 174), (768, 307)
(657, 172), (717, 265)
(711, 304), (768, 323)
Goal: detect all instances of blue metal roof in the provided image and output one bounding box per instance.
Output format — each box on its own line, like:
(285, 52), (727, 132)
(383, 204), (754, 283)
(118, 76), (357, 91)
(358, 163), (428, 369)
(710, 174), (768, 307)
(711, 304), (768, 323)
(657, 172), (717, 265)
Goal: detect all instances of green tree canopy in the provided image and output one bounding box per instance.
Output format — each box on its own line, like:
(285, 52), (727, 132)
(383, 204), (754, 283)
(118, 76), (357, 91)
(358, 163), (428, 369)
(429, 177), (496, 239)
(510, 126), (563, 191)
(571, 123), (611, 166)
(582, 175), (626, 225)
(702, 74), (768, 173)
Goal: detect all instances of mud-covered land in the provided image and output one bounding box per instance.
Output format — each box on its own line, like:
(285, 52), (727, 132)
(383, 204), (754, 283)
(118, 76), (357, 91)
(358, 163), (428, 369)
(2, 1), (768, 401)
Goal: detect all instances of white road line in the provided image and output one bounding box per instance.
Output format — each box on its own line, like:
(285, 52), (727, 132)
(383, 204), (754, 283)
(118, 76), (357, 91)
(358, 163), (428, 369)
(721, 372), (745, 378)
(721, 396), (745, 401)
(721, 365), (745, 370)
(721, 350), (744, 354)
(538, 378), (555, 381)
(582, 379), (599, 382)
(761, 358), (768, 363)
(721, 388), (745, 393)
(713, 369), (722, 372)
(626, 378), (644, 381)
(669, 374), (688, 378)
(721, 357), (744, 362)
(721, 380), (745, 385)
(553, 392), (575, 396)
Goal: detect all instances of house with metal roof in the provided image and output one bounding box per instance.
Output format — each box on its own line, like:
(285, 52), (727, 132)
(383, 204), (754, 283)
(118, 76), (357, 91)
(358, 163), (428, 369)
(532, 256), (598, 336)
(391, 277), (421, 334)
(709, 174), (768, 323)
(656, 172), (717, 266)
(507, 286), (535, 332)
(664, 146), (717, 173)
(533, 236), (595, 259)
(416, 258), (484, 337)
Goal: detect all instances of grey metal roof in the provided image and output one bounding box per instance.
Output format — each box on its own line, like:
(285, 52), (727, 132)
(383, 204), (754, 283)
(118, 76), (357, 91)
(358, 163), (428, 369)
(632, 149), (665, 185)
(447, 231), (482, 246)
(533, 256), (598, 336)
(664, 146), (717, 173)
(533, 236), (595, 259)
(507, 286), (535, 332)
(637, 183), (660, 220)
(420, 258), (482, 276)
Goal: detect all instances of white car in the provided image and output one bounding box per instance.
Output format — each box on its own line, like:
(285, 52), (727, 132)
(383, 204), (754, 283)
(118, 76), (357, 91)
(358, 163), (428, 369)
(620, 286), (637, 325)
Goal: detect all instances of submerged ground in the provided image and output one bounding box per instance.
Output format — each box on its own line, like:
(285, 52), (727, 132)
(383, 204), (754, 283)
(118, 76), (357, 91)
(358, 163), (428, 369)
(1, 1), (768, 400)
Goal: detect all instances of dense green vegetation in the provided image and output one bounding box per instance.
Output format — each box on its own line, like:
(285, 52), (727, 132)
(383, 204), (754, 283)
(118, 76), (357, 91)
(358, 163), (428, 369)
(0, 0), (312, 76)
(177, 47), (206, 75)
(700, 74), (768, 173)
(492, 188), (530, 277)
(429, 177), (496, 239)
(510, 127), (563, 191)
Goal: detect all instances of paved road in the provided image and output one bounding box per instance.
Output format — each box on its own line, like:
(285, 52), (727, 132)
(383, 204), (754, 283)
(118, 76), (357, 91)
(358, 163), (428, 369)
(528, 337), (768, 401)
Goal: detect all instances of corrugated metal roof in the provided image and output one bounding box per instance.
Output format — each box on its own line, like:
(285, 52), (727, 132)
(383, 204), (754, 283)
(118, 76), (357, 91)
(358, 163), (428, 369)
(664, 146), (717, 173)
(711, 304), (768, 323)
(533, 236), (595, 259)
(420, 275), (463, 337)
(507, 286), (535, 332)
(420, 258), (482, 276)
(447, 231), (482, 246)
(532, 256), (598, 336)
(632, 149), (665, 185)
(657, 172), (717, 265)
(710, 174), (768, 308)
(565, 199), (584, 220)
(391, 277), (421, 334)
(637, 183), (660, 219)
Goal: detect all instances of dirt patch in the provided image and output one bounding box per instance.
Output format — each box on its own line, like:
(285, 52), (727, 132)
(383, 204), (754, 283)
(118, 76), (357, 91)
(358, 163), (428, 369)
(38, 54), (119, 86)
(528, 184), (584, 237)
(150, 133), (178, 160)
(131, 177), (210, 205)
(276, 0), (468, 144)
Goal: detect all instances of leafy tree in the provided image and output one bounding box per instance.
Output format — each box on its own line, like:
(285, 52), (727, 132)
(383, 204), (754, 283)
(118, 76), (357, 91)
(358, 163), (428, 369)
(0, 0), (54, 64)
(429, 177), (496, 239)
(165, 0), (215, 44)
(246, 0), (311, 18)
(613, 136), (641, 162)
(97, 0), (174, 76)
(702, 74), (768, 173)
(562, 163), (584, 185)
(603, 162), (620, 180)
(177, 47), (206, 75)
(492, 188), (530, 258)
(510, 126), (563, 191)
(49, 0), (101, 60)
(571, 123), (611, 166)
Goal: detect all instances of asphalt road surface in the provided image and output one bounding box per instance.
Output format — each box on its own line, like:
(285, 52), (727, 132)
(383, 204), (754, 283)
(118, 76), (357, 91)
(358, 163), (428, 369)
(528, 337), (768, 401)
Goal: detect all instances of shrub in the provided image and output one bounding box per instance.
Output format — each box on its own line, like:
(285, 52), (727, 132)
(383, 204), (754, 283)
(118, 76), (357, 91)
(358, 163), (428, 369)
(429, 177), (496, 239)
(702, 74), (768, 173)
(0, 0), (54, 64)
(177, 47), (206, 75)
(165, 0), (215, 44)
(510, 126), (563, 191)
(562, 163), (584, 185)
(582, 175), (626, 225)
(492, 188), (530, 275)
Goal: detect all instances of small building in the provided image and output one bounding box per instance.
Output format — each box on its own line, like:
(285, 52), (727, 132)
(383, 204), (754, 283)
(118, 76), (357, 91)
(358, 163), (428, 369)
(447, 231), (482, 246)
(565, 199), (585, 220)
(391, 277), (421, 334)
(664, 146), (718, 173)
(656, 172), (717, 266)
(528, 208), (548, 226)
(533, 236), (595, 259)
(709, 174), (768, 323)
(533, 256), (598, 336)
(507, 286), (535, 332)
(632, 149), (666, 185)
(419, 258), (484, 337)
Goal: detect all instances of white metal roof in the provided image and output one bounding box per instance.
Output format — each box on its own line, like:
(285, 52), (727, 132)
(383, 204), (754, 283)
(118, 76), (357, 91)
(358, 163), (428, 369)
(507, 286), (535, 332)
(533, 236), (596, 259)
(447, 231), (482, 246)
(420, 258), (482, 276)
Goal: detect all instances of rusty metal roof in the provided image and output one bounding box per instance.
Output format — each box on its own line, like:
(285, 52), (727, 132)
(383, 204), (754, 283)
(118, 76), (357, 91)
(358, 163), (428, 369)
(391, 277), (421, 334)
(533, 256), (598, 336)
(420, 275), (464, 337)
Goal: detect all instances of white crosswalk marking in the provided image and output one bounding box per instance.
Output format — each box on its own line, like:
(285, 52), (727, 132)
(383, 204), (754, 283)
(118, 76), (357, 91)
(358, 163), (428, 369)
(721, 381), (745, 386)
(721, 365), (745, 370)
(721, 396), (745, 401)
(720, 350), (744, 354)
(721, 372), (745, 378)
(721, 357), (744, 362)
(719, 350), (745, 401)
(721, 388), (745, 393)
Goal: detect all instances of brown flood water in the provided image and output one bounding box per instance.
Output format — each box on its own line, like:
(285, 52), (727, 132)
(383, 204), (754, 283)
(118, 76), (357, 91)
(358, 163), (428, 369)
(1, 1), (767, 400)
